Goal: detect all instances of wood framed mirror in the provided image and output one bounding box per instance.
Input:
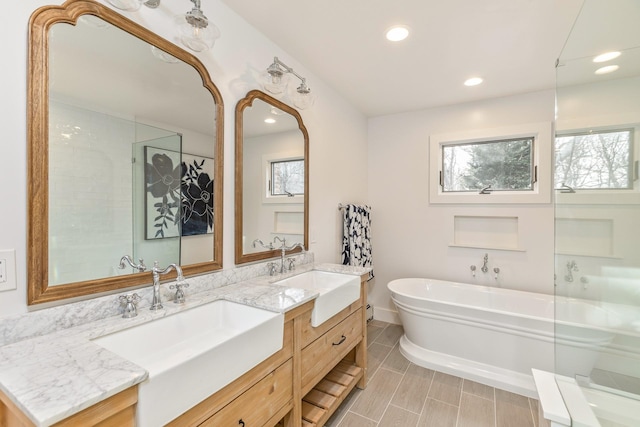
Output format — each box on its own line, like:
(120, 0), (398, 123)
(235, 90), (308, 264)
(28, 0), (223, 305)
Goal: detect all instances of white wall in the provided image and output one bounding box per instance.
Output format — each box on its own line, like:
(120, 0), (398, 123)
(243, 131), (305, 254)
(0, 0), (368, 316)
(368, 90), (556, 322)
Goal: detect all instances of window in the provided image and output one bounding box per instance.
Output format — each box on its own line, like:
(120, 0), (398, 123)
(261, 153), (305, 205)
(429, 122), (551, 204)
(442, 137), (534, 192)
(554, 129), (633, 190)
(270, 159), (305, 196)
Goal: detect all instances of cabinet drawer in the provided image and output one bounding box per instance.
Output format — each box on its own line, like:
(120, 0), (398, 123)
(200, 359), (292, 427)
(300, 308), (363, 392)
(300, 298), (362, 349)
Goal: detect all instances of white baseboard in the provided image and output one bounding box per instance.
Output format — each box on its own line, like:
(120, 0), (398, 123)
(372, 306), (402, 325)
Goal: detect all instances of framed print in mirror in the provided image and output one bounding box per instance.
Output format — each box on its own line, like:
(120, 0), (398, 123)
(144, 146), (214, 240)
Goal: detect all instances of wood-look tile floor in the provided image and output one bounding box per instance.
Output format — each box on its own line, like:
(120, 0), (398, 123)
(325, 321), (540, 427)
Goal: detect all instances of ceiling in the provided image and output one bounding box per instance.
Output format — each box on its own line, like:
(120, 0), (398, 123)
(220, 0), (587, 117)
(50, 15), (216, 136)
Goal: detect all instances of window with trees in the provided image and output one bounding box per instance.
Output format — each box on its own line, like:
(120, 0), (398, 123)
(442, 137), (534, 192)
(554, 129), (633, 190)
(429, 122), (551, 204)
(270, 158), (305, 196)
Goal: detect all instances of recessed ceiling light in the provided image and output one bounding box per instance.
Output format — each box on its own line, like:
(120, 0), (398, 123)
(264, 118), (276, 124)
(386, 26), (409, 42)
(593, 51), (621, 63)
(595, 65), (619, 75)
(464, 77), (483, 86)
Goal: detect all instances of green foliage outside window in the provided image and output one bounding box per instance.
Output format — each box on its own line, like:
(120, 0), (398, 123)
(442, 138), (534, 192)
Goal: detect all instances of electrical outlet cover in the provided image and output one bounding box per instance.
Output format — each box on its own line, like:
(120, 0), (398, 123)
(0, 249), (16, 292)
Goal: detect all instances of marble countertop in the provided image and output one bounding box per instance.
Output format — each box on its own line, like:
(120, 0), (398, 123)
(0, 263), (370, 426)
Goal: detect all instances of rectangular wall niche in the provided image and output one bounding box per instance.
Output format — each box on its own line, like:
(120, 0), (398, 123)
(452, 215), (520, 250)
(273, 211), (304, 235)
(555, 218), (613, 257)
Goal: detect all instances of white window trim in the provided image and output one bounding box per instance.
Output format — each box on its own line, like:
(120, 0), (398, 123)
(429, 122), (552, 204)
(261, 152), (305, 205)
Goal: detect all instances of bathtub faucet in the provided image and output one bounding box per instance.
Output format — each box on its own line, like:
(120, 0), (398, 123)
(481, 253), (489, 273)
(565, 261), (578, 282)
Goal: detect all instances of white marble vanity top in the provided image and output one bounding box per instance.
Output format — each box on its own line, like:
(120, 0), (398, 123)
(0, 263), (370, 426)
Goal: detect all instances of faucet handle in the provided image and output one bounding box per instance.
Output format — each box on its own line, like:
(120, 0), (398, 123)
(170, 282), (189, 304)
(266, 262), (277, 276)
(286, 258), (296, 271)
(119, 293), (141, 318)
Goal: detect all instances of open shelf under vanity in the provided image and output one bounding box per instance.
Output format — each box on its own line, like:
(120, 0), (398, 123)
(301, 361), (363, 426)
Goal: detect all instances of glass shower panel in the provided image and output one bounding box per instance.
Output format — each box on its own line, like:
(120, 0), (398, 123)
(554, 1), (640, 422)
(132, 124), (182, 269)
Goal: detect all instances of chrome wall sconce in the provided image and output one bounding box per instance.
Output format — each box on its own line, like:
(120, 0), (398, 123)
(262, 57), (315, 110)
(106, 0), (220, 52)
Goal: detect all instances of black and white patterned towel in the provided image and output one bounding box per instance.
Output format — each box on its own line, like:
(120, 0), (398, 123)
(341, 204), (373, 279)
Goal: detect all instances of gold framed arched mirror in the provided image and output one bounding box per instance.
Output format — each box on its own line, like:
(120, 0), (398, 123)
(235, 90), (308, 264)
(28, 0), (223, 305)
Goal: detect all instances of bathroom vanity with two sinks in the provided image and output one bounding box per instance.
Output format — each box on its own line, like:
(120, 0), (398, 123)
(0, 263), (369, 427)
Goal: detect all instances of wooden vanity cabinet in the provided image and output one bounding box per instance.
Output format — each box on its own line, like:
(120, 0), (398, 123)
(0, 386), (138, 427)
(300, 307), (363, 395)
(0, 273), (368, 427)
(298, 274), (368, 427)
(177, 273), (369, 427)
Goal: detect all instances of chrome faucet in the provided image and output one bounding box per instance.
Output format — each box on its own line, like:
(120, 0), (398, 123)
(481, 253), (489, 273)
(118, 255), (147, 273)
(150, 261), (185, 311)
(252, 238), (274, 251)
(565, 260), (578, 283)
(273, 236), (305, 274)
(253, 237), (304, 274)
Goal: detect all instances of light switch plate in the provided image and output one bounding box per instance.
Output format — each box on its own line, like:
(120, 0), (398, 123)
(0, 249), (16, 292)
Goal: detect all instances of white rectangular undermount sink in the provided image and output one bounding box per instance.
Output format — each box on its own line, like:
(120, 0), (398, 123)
(92, 299), (284, 427)
(274, 270), (360, 327)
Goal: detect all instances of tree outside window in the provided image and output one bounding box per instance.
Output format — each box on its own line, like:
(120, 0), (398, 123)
(442, 137), (534, 192)
(554, 129), (633, 190)
(271, 159), (304, 196)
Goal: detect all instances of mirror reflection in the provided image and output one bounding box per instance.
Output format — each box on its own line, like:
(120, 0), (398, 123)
(235, 91), (308, 264)
(28, 1), (223, 304)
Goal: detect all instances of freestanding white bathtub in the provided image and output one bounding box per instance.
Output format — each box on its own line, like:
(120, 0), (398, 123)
(388, 278), (621, 398)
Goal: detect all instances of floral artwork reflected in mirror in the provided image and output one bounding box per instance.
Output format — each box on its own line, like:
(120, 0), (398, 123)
(182, 153), (214, 236)
(145, 147), (214, 239)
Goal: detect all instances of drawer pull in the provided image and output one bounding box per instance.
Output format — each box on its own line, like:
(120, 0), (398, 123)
(238, 419), (245, 426)
(332, 335), (347, 346)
